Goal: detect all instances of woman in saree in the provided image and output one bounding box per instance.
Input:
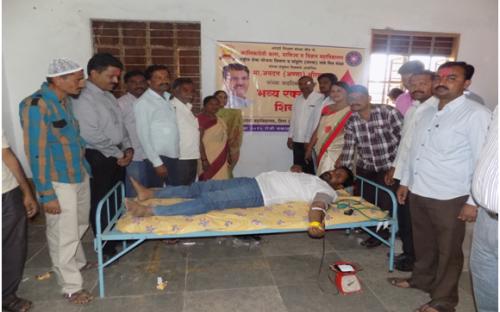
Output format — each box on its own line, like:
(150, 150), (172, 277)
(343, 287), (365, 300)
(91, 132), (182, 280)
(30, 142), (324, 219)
(198, 96), (230, 181)
(305, 81), (352, 175)
(214, 90), (243, 177)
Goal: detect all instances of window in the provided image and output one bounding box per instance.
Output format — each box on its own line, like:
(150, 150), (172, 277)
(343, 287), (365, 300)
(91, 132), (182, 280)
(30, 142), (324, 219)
(91, 20), (202, 110)
(368, 29), (459, 105)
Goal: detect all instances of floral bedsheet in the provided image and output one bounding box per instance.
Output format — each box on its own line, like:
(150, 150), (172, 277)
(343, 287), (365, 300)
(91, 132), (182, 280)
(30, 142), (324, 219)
(116, 190), (390, 235)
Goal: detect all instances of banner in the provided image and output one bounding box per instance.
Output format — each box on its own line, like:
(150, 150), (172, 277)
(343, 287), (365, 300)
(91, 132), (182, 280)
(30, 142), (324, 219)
(216, 41), (365, 132)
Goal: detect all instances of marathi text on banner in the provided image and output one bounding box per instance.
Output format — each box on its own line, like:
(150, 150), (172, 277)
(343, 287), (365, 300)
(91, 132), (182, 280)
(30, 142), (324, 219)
(216, 41), (365, 132)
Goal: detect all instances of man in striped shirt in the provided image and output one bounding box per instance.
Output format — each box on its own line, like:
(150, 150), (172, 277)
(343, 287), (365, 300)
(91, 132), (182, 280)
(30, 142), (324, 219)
(337, 85), (403, 247)
(19, 59), (93, 304)
(470, 107), (497, 312)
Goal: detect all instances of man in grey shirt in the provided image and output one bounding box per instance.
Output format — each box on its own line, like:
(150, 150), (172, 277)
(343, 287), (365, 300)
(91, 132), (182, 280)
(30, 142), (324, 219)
(73, 53), (133, 259)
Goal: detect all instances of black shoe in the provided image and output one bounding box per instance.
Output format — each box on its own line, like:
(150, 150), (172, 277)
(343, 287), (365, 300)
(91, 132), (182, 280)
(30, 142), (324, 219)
(360, 236), (382, 248)
(238, 235), (261, 242)
(361, 229), (389, 248)
(102, 249), (120, 266)
(395, 256), (414, 272)
(395, 253), (413, 261)
(394, 253), (408, 262)
(386, 252), (409, 261)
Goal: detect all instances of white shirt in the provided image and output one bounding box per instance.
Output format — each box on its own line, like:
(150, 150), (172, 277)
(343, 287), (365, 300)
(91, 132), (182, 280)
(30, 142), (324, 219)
(472, 107), (498, 213)
(305, 95), (331, 142)
(393, 97), (437, 180)
(2, 132), (18, 194)
(117, 92), (146, 161)
(401, 95), (491, 205)
(255, 171), (337, 206)
(134, 89), (179, 167)
(171, 97), (200, 160)
(288, 91), (324, 143)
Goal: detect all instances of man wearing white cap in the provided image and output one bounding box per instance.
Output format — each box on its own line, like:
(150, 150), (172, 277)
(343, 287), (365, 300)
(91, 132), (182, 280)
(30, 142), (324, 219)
(19, 59), (94, 305)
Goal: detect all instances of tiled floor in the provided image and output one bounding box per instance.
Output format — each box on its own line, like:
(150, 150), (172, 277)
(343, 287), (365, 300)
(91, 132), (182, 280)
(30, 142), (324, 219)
(16, 216), (476, 312)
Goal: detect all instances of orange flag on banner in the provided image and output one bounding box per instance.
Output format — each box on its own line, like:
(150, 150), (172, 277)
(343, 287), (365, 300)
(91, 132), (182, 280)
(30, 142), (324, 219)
(340, 70), (355, 85)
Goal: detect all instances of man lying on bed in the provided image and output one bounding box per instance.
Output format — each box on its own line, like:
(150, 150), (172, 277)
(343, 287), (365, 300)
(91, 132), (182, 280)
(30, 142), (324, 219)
(126, 167), (354, 238)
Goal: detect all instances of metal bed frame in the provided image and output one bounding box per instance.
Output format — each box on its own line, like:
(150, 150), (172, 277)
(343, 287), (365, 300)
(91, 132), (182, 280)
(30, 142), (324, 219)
(93, 176), (398, 297)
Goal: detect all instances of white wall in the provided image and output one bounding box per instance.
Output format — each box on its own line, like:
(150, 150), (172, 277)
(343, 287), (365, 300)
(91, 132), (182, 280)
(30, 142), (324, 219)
(3, 0), (497, 176)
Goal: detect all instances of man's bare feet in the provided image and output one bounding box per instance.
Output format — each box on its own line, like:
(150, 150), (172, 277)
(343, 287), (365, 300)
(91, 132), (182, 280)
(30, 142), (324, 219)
(125, 199), (155, 217)
(129, 177), (155, 201)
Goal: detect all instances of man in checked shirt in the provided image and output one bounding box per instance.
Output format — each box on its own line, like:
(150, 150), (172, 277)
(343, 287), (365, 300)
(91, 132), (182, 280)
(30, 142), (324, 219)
(336, 84), (403, 248)
(19, 59), (94, 305)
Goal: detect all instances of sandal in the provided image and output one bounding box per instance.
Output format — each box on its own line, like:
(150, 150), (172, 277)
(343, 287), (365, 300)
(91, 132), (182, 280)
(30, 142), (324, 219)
(387, 277), (414, 289)
(420, 307), (441, 312)
(418, 302), (450, 312)
(414, 303), (430, 312)
(63, 289), (93, 305)
(2, 295), (32, 312)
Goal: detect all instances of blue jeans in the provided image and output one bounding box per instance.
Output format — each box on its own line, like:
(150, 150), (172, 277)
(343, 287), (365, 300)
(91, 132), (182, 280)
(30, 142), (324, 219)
(152, 177), (264, 216)
(125, 160), (163, 197)
(470, 208), (498, 312)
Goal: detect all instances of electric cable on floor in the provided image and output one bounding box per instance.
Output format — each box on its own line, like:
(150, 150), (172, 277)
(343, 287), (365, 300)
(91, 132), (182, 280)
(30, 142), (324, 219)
(316, 233), (339, 295)
(317, 235), (326, 293)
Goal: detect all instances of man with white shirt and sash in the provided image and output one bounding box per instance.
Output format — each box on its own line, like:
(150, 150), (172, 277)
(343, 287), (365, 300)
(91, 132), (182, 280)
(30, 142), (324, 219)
(392, 62), (491, 312)
(470, 107), (498, 312)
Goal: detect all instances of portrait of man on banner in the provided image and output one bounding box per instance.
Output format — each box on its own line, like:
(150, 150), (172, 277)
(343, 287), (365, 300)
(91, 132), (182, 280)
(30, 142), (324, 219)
(222, 63), (254, 109)
(216, 41), (365, 132)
